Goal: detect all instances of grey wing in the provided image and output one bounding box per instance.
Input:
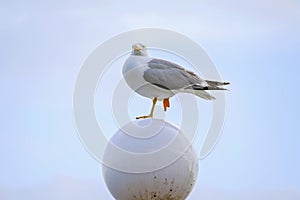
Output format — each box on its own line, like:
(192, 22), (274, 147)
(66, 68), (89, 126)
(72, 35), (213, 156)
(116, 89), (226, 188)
(144, 58), (208, 90)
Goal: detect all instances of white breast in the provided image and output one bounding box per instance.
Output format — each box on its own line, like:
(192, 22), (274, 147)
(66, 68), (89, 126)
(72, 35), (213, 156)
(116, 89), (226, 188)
(122, 56), (175, 100)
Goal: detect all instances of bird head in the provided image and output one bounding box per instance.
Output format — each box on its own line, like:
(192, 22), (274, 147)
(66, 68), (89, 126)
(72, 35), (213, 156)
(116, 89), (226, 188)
(131, 43), (148, 56)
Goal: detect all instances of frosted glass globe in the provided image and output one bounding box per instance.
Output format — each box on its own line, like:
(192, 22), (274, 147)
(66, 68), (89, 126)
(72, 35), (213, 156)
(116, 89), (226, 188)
(102, 119), (198, 200)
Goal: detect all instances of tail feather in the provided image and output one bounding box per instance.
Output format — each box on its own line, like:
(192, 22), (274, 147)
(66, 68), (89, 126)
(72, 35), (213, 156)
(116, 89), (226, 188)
(183, 89), (216, 100)
(192, 85), (228, 91)
(181, 80), (229, 100)
(206, 86), (228, 90)
(205, 80), (230, 87)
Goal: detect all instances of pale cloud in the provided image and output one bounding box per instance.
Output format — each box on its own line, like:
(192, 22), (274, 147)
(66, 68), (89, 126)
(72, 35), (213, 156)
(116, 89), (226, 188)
(197, 186), (300, 200)
(0, 177), (110, 200)
(121, 12), (270, 40)
(1, 180), (299, 200)
(120, 0), (300, 42)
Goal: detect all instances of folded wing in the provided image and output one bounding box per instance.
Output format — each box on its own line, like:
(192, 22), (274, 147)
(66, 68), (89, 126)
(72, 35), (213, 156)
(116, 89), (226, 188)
(144, 58), (229, 91)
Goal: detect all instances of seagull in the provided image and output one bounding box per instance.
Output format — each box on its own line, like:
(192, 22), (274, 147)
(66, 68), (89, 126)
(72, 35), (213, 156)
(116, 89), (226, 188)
(122, 43), (229, 119)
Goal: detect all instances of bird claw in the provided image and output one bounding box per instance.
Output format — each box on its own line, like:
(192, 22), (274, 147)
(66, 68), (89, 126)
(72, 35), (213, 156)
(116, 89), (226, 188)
(136, 115), (153, 120)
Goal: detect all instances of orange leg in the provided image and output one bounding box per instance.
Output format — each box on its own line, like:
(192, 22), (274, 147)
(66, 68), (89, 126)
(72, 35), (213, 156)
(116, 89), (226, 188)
(136, 97), (158, 119)
(163, 98), (170, 112)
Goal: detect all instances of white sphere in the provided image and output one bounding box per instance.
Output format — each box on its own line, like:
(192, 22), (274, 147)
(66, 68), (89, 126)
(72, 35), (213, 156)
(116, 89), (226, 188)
(102, 119), (198, 200)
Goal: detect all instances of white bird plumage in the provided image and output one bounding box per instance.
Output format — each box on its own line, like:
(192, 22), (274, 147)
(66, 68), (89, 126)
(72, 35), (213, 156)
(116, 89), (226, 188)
(122, 43), (229, 119)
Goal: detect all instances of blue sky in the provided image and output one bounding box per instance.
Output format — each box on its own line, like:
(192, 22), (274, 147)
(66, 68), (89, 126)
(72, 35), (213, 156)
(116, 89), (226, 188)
(1, 0), (300, 199)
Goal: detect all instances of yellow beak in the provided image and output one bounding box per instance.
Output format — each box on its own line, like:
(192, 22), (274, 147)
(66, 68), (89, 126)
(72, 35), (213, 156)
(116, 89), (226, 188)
(133, 46), (141, 51)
